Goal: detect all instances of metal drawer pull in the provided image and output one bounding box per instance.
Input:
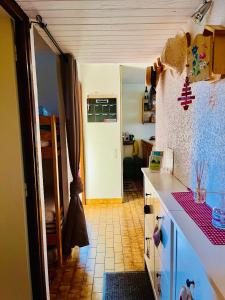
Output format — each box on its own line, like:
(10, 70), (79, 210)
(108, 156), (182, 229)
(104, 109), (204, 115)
(156, 215), (164, 221)
(186, 279), (195, 288)
(145, 237), (152, 240)
(145, 193), (152, 197)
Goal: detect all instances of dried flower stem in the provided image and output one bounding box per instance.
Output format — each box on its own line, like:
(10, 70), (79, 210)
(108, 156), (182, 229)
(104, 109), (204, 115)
(195, 160), (206, 189)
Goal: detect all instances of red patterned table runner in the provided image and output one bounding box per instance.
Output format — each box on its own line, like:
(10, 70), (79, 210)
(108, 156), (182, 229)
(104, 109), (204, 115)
(172, 192), (225, 245)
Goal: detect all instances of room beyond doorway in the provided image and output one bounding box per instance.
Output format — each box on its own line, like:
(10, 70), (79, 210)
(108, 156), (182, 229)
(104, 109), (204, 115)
(121, 65), (155, 200)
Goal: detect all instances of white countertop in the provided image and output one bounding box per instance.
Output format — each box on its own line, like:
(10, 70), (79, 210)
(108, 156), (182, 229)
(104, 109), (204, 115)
(142, 168), (225, 300)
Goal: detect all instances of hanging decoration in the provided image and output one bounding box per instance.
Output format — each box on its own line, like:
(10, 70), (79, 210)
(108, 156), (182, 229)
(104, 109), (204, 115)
(177, 76), (195, 110)
(160, 32), (188, 75)
(187, 34), (212, 83)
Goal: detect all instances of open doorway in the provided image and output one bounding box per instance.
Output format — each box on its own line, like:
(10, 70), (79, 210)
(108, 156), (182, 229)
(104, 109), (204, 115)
(30, 28), (71, 279)
(30, 25), (89, 297)
(121, 65), (155, 201)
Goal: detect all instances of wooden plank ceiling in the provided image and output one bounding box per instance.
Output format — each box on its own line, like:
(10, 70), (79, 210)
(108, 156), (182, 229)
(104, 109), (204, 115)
(16, 0), (200, 63)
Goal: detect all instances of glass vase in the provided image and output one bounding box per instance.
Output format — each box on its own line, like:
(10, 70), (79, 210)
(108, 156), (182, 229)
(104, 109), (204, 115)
(194, 187), (206, 204)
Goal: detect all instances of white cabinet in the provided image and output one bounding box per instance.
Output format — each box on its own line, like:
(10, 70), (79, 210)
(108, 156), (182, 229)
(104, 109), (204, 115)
(174, 227), (216, 300)
(154, 197), (173, 281)
(154, 249), (171, 300)
(144, 176), (173, 299)
(143, 172), (217, 300)
(144, 178), (156, 292)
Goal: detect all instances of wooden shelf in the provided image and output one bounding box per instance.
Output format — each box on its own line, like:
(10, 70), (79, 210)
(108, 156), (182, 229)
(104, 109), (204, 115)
(142, 96), (155, 124)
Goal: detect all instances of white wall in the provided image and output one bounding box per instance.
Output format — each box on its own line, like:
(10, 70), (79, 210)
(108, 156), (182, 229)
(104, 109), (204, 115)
(122, 83), (155, 157)
(79, 64), (122, 200)
(156, 0), (225, 207)
(0, 15), (32, 300)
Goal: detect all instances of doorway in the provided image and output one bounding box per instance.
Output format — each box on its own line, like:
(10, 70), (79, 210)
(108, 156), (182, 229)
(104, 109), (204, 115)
(30, 27), (71, 282)
(121, 65), (155, 200)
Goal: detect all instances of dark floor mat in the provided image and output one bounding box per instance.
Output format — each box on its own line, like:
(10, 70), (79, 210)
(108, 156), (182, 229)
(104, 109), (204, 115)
(123, 180), (138, 192)
(103, 271), (154, 300)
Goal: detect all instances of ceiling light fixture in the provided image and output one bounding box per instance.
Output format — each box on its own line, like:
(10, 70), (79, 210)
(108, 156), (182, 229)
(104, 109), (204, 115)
(191, 0), (213, 24)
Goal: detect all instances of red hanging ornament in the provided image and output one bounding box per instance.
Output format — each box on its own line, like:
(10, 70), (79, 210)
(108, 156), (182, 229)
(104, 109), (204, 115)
(177, 76), (195, 110)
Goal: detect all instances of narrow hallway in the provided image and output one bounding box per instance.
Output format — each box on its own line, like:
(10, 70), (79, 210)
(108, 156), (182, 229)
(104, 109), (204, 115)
(50, 190), (144, 300)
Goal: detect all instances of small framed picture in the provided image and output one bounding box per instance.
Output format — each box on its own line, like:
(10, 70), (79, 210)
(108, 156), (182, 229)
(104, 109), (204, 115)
(149, 151), (163, 172)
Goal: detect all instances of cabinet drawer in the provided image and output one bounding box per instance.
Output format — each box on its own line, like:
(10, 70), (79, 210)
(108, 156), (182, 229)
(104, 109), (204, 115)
(145, 214), (155, 282)
(144, 177), (158, 202)
(154, 199), (172, 280)
(175, 228), (216, 300)
(154, 250), (171, 300)
(145, 252), (154, 291)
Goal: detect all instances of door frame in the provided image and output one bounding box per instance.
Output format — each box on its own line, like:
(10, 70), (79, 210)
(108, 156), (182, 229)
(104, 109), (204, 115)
(0, 1), (47, 299)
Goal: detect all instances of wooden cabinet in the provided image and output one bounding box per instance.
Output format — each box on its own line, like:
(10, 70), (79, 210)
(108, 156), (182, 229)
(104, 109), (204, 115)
(142, 140), (153, 167)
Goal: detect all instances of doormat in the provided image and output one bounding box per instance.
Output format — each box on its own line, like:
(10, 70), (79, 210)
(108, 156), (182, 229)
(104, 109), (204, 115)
(103, 271), (154, 300)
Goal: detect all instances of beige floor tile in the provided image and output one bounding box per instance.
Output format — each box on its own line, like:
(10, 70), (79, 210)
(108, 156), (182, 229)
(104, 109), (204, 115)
(105, 239), (114, 247)
(105, 258), (114, 269)
(49, 189), (144, 297)
(115, 263), (125, 272)
(96, 244), (105, 253)
(96, 254), (105, 264)
(105, 247), (114, 258)
(94, 264), (105, 278)
(93, 277), (103, 293)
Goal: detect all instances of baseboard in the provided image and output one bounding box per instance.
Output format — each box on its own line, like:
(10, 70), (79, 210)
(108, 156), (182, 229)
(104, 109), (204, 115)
(86, 198), (123, 205)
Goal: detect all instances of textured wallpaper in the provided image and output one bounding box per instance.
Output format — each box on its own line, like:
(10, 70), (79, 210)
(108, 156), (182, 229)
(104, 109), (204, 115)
(156, 70), (225, 208)
(191, 79), (225, 207)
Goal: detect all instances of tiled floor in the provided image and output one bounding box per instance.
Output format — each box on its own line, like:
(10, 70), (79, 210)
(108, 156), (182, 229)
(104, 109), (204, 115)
(50, 189), (144, 300)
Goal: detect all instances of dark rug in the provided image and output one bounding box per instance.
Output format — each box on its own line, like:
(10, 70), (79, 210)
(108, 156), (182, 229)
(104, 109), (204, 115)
(123, 180), (138, 192)
(103, 271), (154, 300)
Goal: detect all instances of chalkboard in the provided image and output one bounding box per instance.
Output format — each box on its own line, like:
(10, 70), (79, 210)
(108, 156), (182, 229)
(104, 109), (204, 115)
(87, 98), (117, 122)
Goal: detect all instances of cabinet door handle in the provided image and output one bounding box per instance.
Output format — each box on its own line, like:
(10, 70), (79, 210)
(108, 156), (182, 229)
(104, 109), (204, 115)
(156, 215), (163, 221)
(145, 237), (152, 240)
(186, 279), (195, 288)
(156, 273), (161, 278)
(145, 193), (152, 197)
(144, 204), (153, 214)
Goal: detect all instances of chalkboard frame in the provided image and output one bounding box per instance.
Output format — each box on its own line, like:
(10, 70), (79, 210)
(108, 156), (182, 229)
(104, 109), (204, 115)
(87, 97), (117, 123)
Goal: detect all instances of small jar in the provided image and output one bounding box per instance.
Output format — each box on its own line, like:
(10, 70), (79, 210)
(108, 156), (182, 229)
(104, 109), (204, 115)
(212, 207), (225, 230)
(194, 187), (206, 204)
